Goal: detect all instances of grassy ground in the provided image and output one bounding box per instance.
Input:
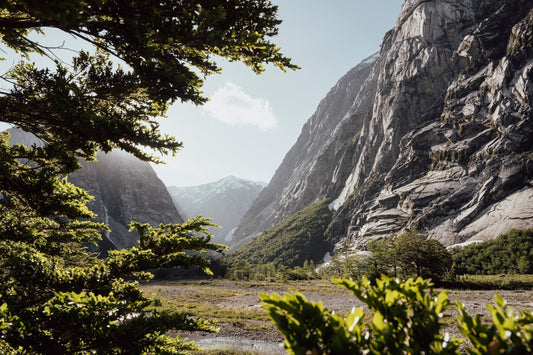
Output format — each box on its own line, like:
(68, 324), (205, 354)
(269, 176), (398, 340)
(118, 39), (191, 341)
(447, 273), (533, 289)
(140, 279), (350, 324)
(139, 277), (533, 354)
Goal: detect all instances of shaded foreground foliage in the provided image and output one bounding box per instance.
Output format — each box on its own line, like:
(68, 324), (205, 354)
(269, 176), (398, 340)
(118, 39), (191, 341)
(261, 276), (533, 355)
(0, 0), (296, 353)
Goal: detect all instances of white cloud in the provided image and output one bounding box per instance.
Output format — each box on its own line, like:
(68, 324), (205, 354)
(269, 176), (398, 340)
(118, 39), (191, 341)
(203, 82), (277, 130)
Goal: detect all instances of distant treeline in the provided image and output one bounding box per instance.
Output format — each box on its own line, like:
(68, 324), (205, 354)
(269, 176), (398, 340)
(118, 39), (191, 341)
(451, 229), (533, 275)
(219, 228), (533, 288)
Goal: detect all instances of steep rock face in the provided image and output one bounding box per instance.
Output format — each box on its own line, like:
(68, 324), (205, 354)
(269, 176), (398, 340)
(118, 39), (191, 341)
(71, 150), (183, 251)
(330, 0), (533, 250)
(235, 0), (533, 253)
(167, 176), (265, 244)
(7, 128), (182, 252)
(233, 54), (380, 245)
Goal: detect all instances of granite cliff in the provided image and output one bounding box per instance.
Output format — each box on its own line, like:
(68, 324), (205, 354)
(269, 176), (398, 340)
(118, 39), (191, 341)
(234, 0), (533, 255)
(8, 128), (182, 253)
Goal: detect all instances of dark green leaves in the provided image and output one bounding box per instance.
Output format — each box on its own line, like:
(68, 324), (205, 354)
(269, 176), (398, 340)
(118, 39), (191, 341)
(0, 0), (296, 352)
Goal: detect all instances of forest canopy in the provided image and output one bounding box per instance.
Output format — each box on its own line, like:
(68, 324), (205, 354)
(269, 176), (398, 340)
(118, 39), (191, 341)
(451, 229), (533, 275)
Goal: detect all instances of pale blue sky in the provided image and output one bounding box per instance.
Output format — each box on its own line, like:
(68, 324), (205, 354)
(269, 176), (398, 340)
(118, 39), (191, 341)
(1, 1), (405, 187)
(157, 1), (404, 187)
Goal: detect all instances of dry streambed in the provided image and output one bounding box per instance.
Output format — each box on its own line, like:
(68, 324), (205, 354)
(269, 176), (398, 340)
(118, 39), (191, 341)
(140, 280), (533, 354)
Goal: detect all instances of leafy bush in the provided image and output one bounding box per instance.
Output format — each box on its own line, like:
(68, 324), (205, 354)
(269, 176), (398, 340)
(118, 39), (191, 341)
(261, 275), (533, 354)
(393, 232), (452, 280)
(452, 229), (533, 275)
(457, 295), (533, 354)
(317, 252), (370, 280)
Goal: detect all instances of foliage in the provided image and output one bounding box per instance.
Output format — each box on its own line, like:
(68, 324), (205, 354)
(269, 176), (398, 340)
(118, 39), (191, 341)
(457, 295), (533, 354)
(227, 259), (255, 281)
(394, 232), (452, 280)
(0, 0), (296, 353)
(226, 260), (317, 281)
(319, 232), (453, 283)
(261, 275), (461, 355)
(451, 229), (533, 275)
(262, 275), (533, 354)
(0, 217), (226, 354)
(317, 252), (370, 280)
(228, 199), (333, 269)
(446, 274), (533, 290)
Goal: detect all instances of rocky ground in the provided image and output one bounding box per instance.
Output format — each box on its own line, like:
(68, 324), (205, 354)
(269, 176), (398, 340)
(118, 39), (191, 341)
(141, 279), (533, 353)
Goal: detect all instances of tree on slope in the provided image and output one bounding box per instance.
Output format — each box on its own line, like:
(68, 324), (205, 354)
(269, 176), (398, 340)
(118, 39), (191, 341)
(0, 1), (297, 353)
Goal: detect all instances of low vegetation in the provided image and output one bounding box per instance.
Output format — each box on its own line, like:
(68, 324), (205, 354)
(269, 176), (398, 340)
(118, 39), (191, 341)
(224, 229), (533, 290)
(261, 276), (533, 355)
(228, 199), (333, 269)
(448, 274), (533, 290)
(319, 231), (453, 283)
(225, 260), (318, 281)
(451, 229), (533, 275)
(141, 277), (533, 354)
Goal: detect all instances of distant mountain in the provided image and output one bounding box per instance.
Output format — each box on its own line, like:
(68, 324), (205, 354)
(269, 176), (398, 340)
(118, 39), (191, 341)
(234, 0), (533, 256)
(167, 176), (266, 244)
(7, 128), (183, 253)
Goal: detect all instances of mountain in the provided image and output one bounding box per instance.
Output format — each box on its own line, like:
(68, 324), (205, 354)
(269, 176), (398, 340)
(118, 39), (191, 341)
(167, 176), (266, 244)
(233, 0), (533, 257)
(229, 199), (332, 268)
(7, 128), (183, 253)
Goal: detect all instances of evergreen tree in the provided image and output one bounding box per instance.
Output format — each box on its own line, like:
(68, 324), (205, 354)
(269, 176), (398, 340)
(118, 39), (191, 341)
(0, 1), (296, 353)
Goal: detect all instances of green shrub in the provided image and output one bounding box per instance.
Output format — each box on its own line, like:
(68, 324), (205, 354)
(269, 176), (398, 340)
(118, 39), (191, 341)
(319, 232), (453, 283)
(457, 295), (533, 354)
(261, 275), (533, 354)
(452, 229), (533, 275)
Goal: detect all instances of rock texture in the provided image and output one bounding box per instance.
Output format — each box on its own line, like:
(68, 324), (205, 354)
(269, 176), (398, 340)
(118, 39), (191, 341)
(167, 176), (266, 245)
(233, 53), (380, 244)
(8, 128), (182, 252)
(234, 0), (533, 253)
(72, 150), (183, 252)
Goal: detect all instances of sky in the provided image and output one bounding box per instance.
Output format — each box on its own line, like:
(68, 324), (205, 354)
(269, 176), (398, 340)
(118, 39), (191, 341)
(1, 1), (405, 187)
(156, 1), (405, 187)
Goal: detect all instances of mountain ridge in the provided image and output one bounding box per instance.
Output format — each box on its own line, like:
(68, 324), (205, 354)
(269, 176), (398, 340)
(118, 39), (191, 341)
(233, 0), (533, 255)
(167, 176), (266, 244)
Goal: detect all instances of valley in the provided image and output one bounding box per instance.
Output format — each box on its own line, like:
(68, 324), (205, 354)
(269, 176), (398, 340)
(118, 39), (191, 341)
(140, 279), (533, 354)
(3, 0), (532, 353)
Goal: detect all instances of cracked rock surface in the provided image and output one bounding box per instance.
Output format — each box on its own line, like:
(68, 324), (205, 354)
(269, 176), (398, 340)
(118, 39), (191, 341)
(234, 0), (533, 253)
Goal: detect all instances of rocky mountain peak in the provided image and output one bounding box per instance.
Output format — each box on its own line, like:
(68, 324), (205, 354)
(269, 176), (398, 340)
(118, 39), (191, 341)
(167, 176), (266, 244)
(233, 0), (533, 254)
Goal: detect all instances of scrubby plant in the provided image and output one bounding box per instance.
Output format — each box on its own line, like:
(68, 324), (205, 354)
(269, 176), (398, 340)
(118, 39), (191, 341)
(457, 295), (533, 354)
(318, 232), (453, 283)
(261, 275), (533, 354)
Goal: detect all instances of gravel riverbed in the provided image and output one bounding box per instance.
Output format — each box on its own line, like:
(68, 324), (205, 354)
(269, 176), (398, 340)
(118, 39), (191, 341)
(142, 280), (533, 353)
